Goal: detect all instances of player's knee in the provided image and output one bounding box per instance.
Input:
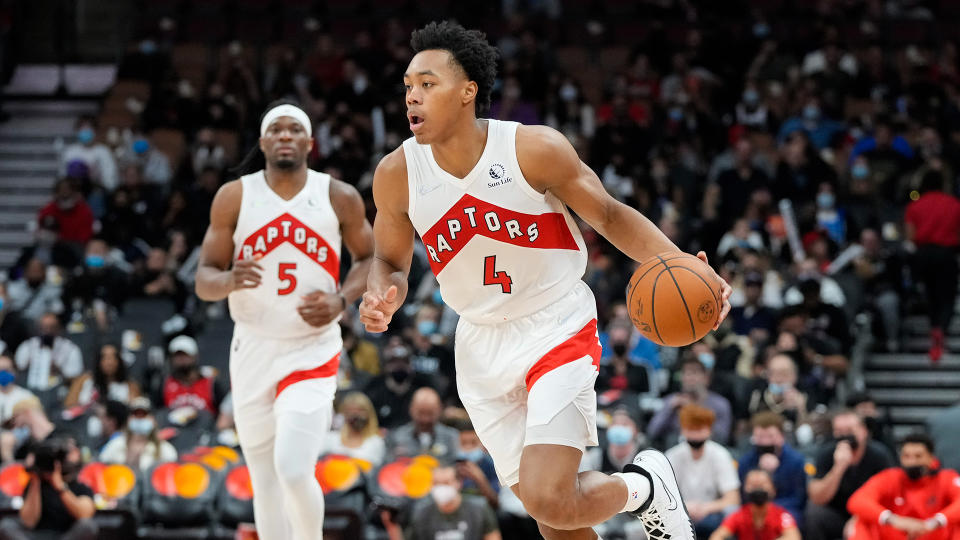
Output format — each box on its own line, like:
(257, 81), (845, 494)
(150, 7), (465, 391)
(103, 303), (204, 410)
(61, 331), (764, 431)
(520, 489), (579, 530)
(272, 450), (313, 486)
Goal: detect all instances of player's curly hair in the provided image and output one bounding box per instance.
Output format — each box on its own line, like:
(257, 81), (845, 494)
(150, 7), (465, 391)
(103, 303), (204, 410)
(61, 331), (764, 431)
(410, 20), (499, 115)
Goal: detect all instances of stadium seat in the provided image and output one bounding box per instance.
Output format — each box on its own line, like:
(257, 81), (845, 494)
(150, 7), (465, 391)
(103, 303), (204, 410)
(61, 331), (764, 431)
(0, 463), (29, 508)
(141, 462), (218, 528)
(78, 462), (141, 509)
(216, 463), (254, 527)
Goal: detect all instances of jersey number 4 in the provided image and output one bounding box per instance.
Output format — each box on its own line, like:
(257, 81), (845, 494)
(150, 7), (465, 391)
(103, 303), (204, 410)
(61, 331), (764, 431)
(278, 262), (297, 295)
(483, 256), (512, 294)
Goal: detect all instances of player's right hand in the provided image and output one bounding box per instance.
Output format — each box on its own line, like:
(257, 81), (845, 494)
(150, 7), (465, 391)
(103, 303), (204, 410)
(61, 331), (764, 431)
(229, 258), (263, 290)
(359, 285), (399, 333)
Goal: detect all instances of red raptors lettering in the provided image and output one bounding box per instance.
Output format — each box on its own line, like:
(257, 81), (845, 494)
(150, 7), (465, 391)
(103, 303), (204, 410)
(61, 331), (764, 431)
(237, 212), (340, 282)
(422, 194), (579, 275)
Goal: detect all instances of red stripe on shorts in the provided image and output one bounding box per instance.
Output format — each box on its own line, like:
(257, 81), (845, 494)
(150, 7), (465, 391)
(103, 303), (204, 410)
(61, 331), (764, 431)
(275, 353), (340, 398)
(525, 319), (602, 391)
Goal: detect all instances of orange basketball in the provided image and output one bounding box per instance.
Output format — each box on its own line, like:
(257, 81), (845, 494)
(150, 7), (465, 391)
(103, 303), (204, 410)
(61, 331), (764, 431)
(626, 252), (722, 347)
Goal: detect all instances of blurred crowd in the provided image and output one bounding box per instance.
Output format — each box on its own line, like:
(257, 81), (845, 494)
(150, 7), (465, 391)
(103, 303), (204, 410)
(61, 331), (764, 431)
(2, 0), (960, 538)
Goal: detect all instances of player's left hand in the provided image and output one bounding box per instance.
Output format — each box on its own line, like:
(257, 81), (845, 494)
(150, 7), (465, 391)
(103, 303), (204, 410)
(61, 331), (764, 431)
(297, 291), (345, 327)
(696, 251), (732, 330)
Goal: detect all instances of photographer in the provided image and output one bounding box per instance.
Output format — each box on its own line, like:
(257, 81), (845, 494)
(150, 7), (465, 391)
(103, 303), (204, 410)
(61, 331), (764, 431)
(0, 438), (97, 540)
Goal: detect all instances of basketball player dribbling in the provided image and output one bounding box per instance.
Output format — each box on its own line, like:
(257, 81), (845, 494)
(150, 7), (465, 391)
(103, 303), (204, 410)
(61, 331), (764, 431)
(195, 101), (374, 539)
(359, 22), (732, 540)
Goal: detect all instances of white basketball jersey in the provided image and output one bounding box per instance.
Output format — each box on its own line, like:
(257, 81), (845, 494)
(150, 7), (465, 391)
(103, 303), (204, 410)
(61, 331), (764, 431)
(404, 119), (588, 324)
(228, 170), (342, 338)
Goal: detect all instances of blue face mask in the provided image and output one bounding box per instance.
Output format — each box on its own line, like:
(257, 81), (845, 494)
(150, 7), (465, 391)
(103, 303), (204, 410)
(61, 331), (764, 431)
(12, 426), (30, 446)
(0, 371), (14, 388)
(817, 192), (835, 209)
(606, 425), (634, 446)
(743, 89), (760, 106)
(457, 448), (485, 463)
(85, 255), (105, 268)
(768, 383), (785, 395)
(417, 320), (437, 336)
(669, 107), (684, 122)
(852, 163), (869, 180)
(133, 139), (150, 155)
(697, 352), (716, 371)
(753, 22), (771, 38)
(77, 128), (95, 144)
(803, 104), (821, 122)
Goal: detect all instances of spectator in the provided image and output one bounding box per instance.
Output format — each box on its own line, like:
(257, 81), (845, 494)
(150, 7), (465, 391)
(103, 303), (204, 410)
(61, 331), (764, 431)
(0, 437), (98, 540)
(708, 469), (801, 540)
(132, 247), (188, 313)
(63, 238), (130, 332)
(59, 115), (119, 192)
(848, 433), (960, 540)
(747, 353), (809, 432)
(160, 335), (225, 416)
(385, 387), (459, 464)
(714, 138), (770, 230)
(452, 419), (499, 511)
(777, 96), (845, 150)
(14, 313), (83, 392)
(0, 355), (35, 425)
(364, 337), (435, 429)
(583, 408), (645, 474)
(383, 465), (501, 540)
(36, 180), (94, 247)
(88, 400), (128, 453)
(847, 392), (897, 454)
(738, 412), (808, 525)
(12, 215), (80, 278)
(63, 344), (140, 409)
(0, 283), (30, 355)
(99, 396), (177, 472)
(666, 405), (740, 538)
(191, 127), (226, 176)
(596, 321), (654, 394)
(324, 391), (386, 467)
(5, 259), (63, 325)
(796, 278), (852, 354)
(0, 397), (55, 463)
(116, 133), (172, 187)
(729, 271), (777, 342)
(648, 357), (733, 445)
(774, 130), (836, 205)
(904, 171), (960, 361)
(806, 410), (895, 540)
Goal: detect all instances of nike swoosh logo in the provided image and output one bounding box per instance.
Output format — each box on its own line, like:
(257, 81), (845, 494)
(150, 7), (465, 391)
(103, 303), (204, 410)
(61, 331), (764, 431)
(418, 182), (441, 195)
(659, 477), (678, 511)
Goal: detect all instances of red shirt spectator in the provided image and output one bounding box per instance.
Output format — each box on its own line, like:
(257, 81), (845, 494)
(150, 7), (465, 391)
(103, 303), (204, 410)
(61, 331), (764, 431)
(37, 180), (94, 245)
(718, 503), (797, 540)
(161, 335), (222, 415)
(848, 434), (960, 540)
(905, 191), (960, 247)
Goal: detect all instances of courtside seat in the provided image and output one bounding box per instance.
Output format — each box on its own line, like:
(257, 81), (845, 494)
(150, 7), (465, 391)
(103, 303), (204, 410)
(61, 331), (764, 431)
(216, 463), (254, 527)
(141, 462), (217, 528)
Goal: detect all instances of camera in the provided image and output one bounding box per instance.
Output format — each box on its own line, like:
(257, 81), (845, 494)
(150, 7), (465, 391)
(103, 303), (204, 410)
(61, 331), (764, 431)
(31, 439), (68, 474)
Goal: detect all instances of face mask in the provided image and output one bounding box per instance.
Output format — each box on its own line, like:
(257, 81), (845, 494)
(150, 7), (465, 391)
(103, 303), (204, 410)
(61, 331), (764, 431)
(388, 368), (410, 384)
(752, 22), (771, 38)
(864, 416), (880, 433)
(697, 352), (715, 371)
(56, 197), (77, 210)
(77, 128), (95, 144)
(852, 163), (869, 180)
(903, 465), (927, 481)
(612, 343), (628, 357)
(743, 89), (759, 106)
(606, 425), (634, 446)
(746, 489), (770, 505)
(133, 139), (150, 155)
(0, 371), (14, 388)
(61, 458), (80, 477)
(128, 417), (154, 435)
(346, 416), (369, 432)
(803, 104), (820, 122)
(458, 448), (485, 462)
(173, 364), (194, 377)
(755, 444), (777, 456)
(139, 40), (157, 55)
(560, 83), (578, 102)
(431, 484), (458, 506)
(40, 334), (55, 348)
(768, 383), (785, 396)
(417, 320), (437, 336)
(12, 426), (30, 446)
(687, 438), (707, 450)
(87, 416), (103, 438)
(669, 107), (684, 122)
(817, 192), (835, 209)
(837, 434), (859, 452)
(85, 254), (105, 268)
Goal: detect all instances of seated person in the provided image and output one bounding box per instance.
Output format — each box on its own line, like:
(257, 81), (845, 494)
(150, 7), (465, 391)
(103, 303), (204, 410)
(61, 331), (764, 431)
(709, 468), (801, 540)
(647, 357), (733, 446)
(99, 397), (177, 472)
(386, 387), (459, 464)
(666, 405), (740, 538)
(324, 391), (386, 467)
(737, 412), (808, 525)
(848, 433), (960, 540)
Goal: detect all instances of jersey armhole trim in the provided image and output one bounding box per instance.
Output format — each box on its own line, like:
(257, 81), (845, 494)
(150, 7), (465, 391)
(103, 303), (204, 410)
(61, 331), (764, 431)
(400, 144), (417, 219)
(232, 175), (252, 250)
(509, 122), (548, 203)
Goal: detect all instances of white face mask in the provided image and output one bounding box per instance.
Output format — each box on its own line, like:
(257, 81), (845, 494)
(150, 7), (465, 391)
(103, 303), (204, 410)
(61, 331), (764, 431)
(430, 484), (458, 506)
(128, 417), (154, 435)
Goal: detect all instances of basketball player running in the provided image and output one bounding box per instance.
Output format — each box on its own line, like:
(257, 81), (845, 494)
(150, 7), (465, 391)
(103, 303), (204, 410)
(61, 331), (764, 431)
(360, 22), (732, 540)
(196, 101), (374, 540)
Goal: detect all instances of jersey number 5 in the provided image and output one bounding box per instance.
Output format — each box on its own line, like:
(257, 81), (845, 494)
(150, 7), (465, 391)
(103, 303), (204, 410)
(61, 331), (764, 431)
(483, 256), (512, 294)
(278, 262), (297, 295)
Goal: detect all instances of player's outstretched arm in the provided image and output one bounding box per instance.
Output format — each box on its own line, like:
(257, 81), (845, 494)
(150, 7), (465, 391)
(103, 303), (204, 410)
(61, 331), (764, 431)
(517, 125), (732, 326)
(195, 181), (263, 301)
(359, 149), (415, 333)
(330, 179), (375, 305)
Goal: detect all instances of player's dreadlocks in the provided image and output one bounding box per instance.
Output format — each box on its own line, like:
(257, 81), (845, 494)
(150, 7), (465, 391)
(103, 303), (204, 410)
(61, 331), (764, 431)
(410, 20), (500, 115)
(231, 98), (305, 176)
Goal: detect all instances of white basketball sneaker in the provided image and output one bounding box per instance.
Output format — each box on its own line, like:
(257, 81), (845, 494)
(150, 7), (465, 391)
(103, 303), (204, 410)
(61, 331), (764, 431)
(622, 449), (695, 540)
